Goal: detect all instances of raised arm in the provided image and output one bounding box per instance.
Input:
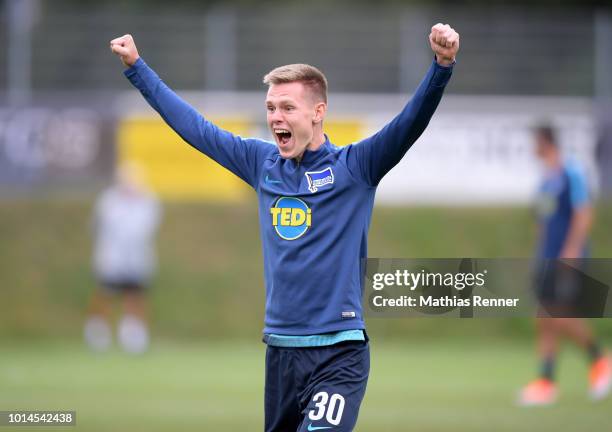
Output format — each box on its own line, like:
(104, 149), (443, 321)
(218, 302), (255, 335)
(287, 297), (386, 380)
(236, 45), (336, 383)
(346, 24), (459, 186)
(110, 34), (271, 188)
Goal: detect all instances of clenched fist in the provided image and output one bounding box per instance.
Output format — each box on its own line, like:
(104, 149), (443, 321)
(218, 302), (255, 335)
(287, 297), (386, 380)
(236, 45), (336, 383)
(429, 24), (459, 67)
(110, 34), (140, 67)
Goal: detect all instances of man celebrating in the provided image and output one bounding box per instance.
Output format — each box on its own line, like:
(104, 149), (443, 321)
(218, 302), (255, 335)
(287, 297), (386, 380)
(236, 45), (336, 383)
(111, 24), (458, 431)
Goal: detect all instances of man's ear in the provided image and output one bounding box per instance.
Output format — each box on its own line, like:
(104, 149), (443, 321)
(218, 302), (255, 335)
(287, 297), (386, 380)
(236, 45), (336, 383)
(313, 102), (327, 124)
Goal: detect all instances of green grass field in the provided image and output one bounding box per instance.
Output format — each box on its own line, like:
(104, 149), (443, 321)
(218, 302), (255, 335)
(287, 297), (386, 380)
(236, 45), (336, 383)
(1, 339), (610, 431)
(2, 201), (612, 430)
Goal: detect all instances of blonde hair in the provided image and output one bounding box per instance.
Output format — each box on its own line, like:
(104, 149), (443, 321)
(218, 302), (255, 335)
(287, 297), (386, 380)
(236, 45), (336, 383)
(263, 64), (328, 103)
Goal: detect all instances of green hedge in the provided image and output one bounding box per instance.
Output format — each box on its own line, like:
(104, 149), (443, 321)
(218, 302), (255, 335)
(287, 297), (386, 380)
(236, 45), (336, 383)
(1, 199), (611, 340)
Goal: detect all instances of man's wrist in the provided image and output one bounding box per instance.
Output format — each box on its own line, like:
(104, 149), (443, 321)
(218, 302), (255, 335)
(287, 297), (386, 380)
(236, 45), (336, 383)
(125, 56), (142, 70)
(126, 55), (141, 67)
(435, 55), (455, 67)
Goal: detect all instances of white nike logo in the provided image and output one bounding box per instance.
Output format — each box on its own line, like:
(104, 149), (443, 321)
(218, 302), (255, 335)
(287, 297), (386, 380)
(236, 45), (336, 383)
(307, 424), (332, 431)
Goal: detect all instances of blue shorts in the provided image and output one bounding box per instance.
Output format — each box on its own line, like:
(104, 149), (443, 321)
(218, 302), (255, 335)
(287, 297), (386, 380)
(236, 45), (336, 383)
(264, 340), (370, 432)
(533, 259), (608, 317)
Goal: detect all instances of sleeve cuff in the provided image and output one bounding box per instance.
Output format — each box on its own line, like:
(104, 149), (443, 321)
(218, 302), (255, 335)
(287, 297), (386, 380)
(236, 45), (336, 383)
(433, 56), (455, 70)
(430, 57), (454, 87)
(123, 57), (146, 78)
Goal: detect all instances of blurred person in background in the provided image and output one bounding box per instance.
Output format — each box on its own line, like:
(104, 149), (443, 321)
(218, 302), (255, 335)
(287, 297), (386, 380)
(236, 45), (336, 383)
(518, 124), (611, 406)
(84, 162), (162, 354)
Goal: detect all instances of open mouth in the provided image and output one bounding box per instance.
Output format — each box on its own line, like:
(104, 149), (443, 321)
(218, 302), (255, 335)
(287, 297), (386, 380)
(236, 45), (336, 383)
(274, 128), (292, 146)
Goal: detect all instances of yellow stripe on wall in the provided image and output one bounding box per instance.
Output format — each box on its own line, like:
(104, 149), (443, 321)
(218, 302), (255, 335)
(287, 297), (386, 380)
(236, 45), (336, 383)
(117, 117), (253, 201)
(325, 118), (365, 147)
(117, 116), (366, 200)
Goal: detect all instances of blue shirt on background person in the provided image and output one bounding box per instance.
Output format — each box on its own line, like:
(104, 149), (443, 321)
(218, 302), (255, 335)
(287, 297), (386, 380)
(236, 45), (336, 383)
(535, 158), (590, 259)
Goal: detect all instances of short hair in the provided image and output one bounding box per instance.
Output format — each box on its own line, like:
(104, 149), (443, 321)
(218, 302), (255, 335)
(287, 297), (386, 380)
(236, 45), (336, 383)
(263, 64), (328, 103)
(534, 123), (558, 147)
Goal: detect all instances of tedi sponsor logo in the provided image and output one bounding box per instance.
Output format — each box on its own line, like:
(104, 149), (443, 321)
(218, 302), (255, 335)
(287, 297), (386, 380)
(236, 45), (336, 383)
(270, 196), (312, 240)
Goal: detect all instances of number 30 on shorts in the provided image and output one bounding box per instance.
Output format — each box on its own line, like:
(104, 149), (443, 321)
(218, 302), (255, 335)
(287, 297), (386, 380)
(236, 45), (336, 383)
(308, 391), (345, 426)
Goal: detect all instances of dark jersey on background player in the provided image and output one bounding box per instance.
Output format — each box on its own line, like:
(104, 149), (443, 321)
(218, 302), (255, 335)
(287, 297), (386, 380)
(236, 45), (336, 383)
(534, 127), (591, 259)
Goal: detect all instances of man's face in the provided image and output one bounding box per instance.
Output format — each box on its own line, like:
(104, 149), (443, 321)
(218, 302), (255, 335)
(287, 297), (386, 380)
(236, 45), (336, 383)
(534, 134), (555, 162)
(266, 82), (322, 159)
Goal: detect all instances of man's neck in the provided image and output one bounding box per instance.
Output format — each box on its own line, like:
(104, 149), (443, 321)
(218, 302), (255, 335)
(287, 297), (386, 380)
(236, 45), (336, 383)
(295, 131), (326, 163)
(545, 153), (562, 170)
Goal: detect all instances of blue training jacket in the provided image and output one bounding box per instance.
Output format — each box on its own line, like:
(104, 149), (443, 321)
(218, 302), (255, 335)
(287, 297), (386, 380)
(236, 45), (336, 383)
(535, 159), (590, 259)
(125, 58), (453, 335)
